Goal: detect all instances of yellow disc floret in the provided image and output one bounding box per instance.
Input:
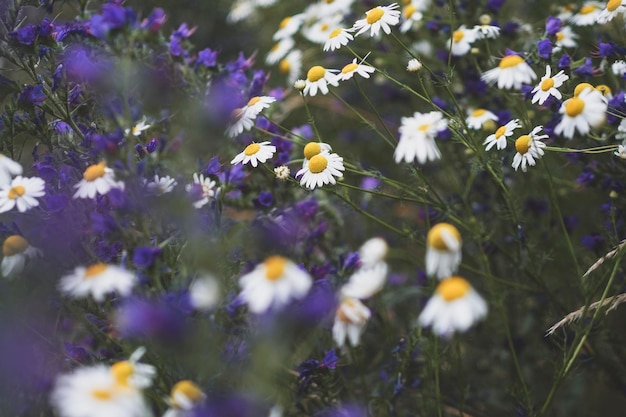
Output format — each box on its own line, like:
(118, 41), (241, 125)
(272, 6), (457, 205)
(565, 97), (585, 117)
(341, 63), (359, 74)
(499, 55), (524, 69)
(171, 380), (204, 407)
(329, 28), (343, 39)
(540, 78), (555, 91)
(247, 97), (261, 107)
(607, 0), (622, 12)
(308, 154), (328, 174)
(453, 30), (465, 43)
(110, 361), (134, 387)
(515, 135), (532, 155)
(403, 5), (416, 19)
(83, 162), (107, 182)
(278, 17), (291, 29)
(8, 185), (25, 200)
(436, 276), (471, 302)
(574, 82), (593, 96)
(303, 142), (322, 160)
(2, 235), (29, 256)
(366, 7), (385, 24)
(494, 125), (507, 138)
(307, 66), (326, 82)
(472, 109), (486, 117)
(264, 256), (287, 281)
(427, 223), (461, 251)
(244, 143), (260, 156)
(84, 263), (108, 279)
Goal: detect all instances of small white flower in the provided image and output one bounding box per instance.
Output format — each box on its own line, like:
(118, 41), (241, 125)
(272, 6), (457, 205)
(341, 262), (388, 300)
(186, 173), (217, 209)
(278, 49), (302, 86)
(73, 162), (124, 199)
(274, 165), (291, 180)
(426, 223), (462, 279)
(226, 96), (277, 138)
(294, 79), (306, 90)
(449, 25), (479, 56)
(323, 28), (354, 52)
(596, 0), (626, 23)
(570, 1), (604, 25)
(333, 297), (371, 347)
(59, 263), (138, 302)
(295, 152), (345, 190)
(163, 380), (206, 417)
(399, 4), (423, 33)
(303, 66), (339, 96)
(189, 275), (220, 311)
(338, 58), (376, 81)
(273, 14), (304, 40)
(352, 3), (401, 37)
(554, 86), (607, 139)
(238, 255), (312, 313)
(531, 65), (569, 105)
(554, 26), (578, 50)
(612, 60), (626, 77)
(0, 176), (45, 213)
(125, 117), (151, 137)
(395, 111), (448, 164)
(265, 37), (295, 65)
(0, 154), (23, 185)
(512, 126), (548, 172)
(146, 175), (177, 195)
(1, 235), (41, 279)
(466, 108), (498, 130)
(483, 119), (521, 151)
(418, 276), (488, 336)
(481, 54), (537, 90)
(614, 142), (626, 159)
(474, 24), (500, 38)
(231, 141), (276, 167)
(406, 58), (422, 72)
(302, 15), (343, 44)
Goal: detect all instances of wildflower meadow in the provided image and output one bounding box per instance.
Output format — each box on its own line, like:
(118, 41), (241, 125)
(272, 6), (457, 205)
(3, 0), (626, 416)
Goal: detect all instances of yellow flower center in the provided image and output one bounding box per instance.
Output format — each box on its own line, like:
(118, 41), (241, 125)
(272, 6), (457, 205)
(494, 125), (508, 138)
(565, 97), (585, 117)
(84, 263), (107, 279)
(515, 135), (532, 155)
(264, 255), (287, 281)
(320, 23), (329, 31)
(172, 380), (204, 406)
(472, 108), (486, 117)
(308, 154), (328, 174)
(279, 58), (290, 73)
(607, 0), (622, 11)
(303, 142), (322, 160)
(417, 124), (430, 132)
(341, 63), (359, 74)
(231, 108), (244, 120)
(329, 28), (343, 39)
(596, 84), (611, 96)
(336, 299), (363, 323)
(366, 7), (385, 24)
(436, 276), (471, 302)
(279, 17), (291, 29)
(555, 32), (564, 41)
(427, 223), (461, 251)
(8, 185), (25, 200)
(110, 361), (133, 387)
(2, 235), (29, 256)
(244, 143), (260, 156)
(453, 30), (464, 43)
(247, 96), (261, 107)
(270, 43), (280, 52)
(83, 162), (107, 182)
(579, 4), (597, 14)
(540, 77), (555, 91)
(307, 66), (326, 82)
(91, 389), (113, 400)
(574, 82), (593, 96)
(499, 55), (524, 69)
(403, 5), (416, 18)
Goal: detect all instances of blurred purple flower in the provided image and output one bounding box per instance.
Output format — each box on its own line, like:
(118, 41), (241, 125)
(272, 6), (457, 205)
(197, 48), (218, 67)
(132, 246), (162, 269)
(537, 39), (553, 59)
(141, 8), (167, 32)
(545, 17), (561, 35)
(115, 296), (186, 341)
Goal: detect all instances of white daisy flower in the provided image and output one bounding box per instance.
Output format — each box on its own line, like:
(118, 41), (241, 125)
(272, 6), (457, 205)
(341, 262), (388, 300)
(278, 49), (302, 86)
(484, 119), (521, 151)
(73, 162), (124, 200)
(238, 255), (313, 313)
(51, 364), (151, 417)
(265, 37), (295, 65)
(186, 173), (218, 209)
(226, 96), (276, 138)
(474, 24), (501, 39)
(0, 176), (45, 213)
(296, 152), (345, 190)
(554, 87), (607, 139)
(227, 0), (256, 23)
(111, 347), (156, 389)
(163, 380), (206, 417)
(230, 141), (276, 167)
(303, 65), (339, 96)
(323, 28), (354, 52)
(146, 175), (177, 195)
(59, 263), (138, 302)
(418, 276), (488, 336)
(273, 14), (304, 40)
(466, 108), (498, 130)
(554, 26), (578, 50)
(426, 223), (462, 279)
(614, 142), (626, 159)
(125, 117), (151, 137)
(399, 4), (423, 33)
(612, 60), (626, 77)
(406, 58), (422, 72)
(1, 235), (41, 279)
(395, 111), (448, 164)
(274, 165), (290, 180)
(512, 126), (548, 172)
(189, 275), (220, 312)
(449, 25), (479, 56)
(0, 154), (23, 186)
(617, 119), (626, 141)
(338, 58), (376, 81)
(531, 65), (569, 105)
(352, 3), (401, 37)
(332, 297), (371, 347)
(570, 1), (604, 25)
(481, 54), (537, 90)
(302, 15), (343, 44)
(358, 237), (389, 267)
(300, 141), (333, 170)
(597, 0), (626, 23)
